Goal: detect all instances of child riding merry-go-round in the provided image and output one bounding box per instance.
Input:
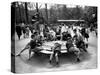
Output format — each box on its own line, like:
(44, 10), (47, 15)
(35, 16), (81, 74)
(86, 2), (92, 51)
(17, 32), (42, 59)
(49, 42), (62, 66)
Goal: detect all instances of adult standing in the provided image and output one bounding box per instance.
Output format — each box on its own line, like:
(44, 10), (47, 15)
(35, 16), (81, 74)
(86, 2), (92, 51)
(61, 23), (67, 40)
(21, 23), (26, 38)
(16, 24), (22, 40)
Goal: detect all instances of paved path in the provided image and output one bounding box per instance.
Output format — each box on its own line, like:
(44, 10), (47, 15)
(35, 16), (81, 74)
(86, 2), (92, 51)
(14, 31), (97, 73)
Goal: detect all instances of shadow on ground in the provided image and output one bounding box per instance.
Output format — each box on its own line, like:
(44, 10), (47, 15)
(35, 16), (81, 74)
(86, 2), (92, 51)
(17, 51), (91, 68)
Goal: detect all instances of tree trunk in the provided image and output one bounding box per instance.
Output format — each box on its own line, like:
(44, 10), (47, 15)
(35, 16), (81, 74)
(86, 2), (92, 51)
(25, 2), (29, 24)
(17, 2), (22, 23)
(36, 3), (39, 13)
(45, 4), (48, 23)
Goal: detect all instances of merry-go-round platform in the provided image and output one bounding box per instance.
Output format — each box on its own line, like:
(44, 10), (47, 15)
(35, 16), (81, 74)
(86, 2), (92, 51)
(37, 41), (68, 54)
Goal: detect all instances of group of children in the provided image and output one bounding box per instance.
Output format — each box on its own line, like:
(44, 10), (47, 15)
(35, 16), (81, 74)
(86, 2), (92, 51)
(16, 24), (89, 66)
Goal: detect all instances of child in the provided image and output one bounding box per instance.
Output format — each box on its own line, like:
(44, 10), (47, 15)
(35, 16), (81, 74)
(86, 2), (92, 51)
(17, 34), (42, 59)
(66, 37), (81, 62)
(49, 43), (61, 66)
(66, 37), (73, 52)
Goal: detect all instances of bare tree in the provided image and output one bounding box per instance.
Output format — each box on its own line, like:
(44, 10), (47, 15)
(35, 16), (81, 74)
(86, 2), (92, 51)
(25, 2), (29, 24)
(45, 4), (48, 23)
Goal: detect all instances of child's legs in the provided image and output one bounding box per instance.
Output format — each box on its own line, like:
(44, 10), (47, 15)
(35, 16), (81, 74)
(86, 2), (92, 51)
(95, 31), (97, 37)
(19, 48), (26, 54)
(18, 45), (29, 55)
(55, 53), (59, 63)
(74, 50), (80, 62)
(87, 38), (88, 41)
(18, 34), (21, 40)
(29, 49), (31, 59)
(50, 53), (54, 61)
(23, 33), (25, 38)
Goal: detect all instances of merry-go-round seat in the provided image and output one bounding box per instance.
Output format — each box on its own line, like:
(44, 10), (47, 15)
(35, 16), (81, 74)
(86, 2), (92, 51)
(36, 41), (68, 54)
